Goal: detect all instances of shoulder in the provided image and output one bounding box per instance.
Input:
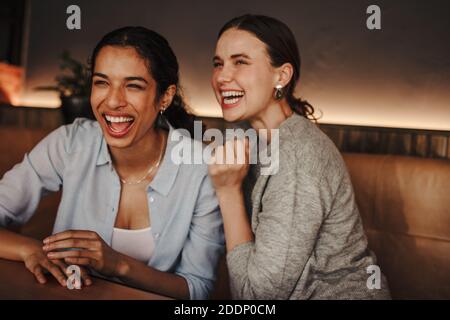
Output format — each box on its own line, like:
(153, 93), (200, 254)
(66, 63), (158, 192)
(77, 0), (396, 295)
(169, 127), (209, 176)
(63, 117), (101, 140)
(55, 118), (102, 153)
(278, 114), (347, 180)
(29, 118), (100, 155)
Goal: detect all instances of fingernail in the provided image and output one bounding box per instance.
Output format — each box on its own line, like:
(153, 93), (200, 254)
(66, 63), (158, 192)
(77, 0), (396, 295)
(43, 238), (49, 244)
(42, 245), (48, 250)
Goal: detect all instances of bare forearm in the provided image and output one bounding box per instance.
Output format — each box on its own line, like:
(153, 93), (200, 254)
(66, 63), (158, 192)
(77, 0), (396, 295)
(116, 254), (190, 299)
(216, 188), (254, 252)
(0, 228), (40, 261)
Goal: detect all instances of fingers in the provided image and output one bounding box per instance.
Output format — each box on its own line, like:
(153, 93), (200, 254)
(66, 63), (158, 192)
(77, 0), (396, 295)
(64, 258), (93, 286)
(225, 138), (235, 164)
(80, 264), (92, 286)
(53, 259), (92, 287)
(234, 138), (249, 165)
(41, 259), (67, 287)
(51, 258), (68, 274)
(64, 257), (91, 265)
(212, 138), (248, 166)
(79, 266), (93, 286)
(43, 238), (98, 252)
(29, 264), (47, 284)
(244, 137), (250, 158)
(25, 255), (92, 288)
(53, 259), (85, 287)
(63, 261), (93, 286)
(47, 249), (97, 261)
(212, 144), (224, 165)
(43, 230), (98, 244)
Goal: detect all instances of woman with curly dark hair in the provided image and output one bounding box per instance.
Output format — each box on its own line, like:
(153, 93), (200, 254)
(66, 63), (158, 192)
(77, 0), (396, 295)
(0, 26), (224, 300)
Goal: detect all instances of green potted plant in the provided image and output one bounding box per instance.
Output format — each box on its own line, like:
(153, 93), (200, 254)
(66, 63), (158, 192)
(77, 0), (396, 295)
(35, 50), (94, 124)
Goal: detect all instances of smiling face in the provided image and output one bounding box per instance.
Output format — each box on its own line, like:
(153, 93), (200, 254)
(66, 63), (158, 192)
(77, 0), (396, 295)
(211, 28), (280, 122)
(90, 45), (162, 149)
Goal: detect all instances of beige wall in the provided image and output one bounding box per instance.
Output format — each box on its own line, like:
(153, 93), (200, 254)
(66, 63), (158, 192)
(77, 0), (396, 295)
(20, 0), (450, 130)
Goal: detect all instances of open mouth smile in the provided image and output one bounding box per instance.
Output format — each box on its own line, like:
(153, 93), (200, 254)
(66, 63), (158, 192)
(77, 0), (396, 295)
(103, 113), (135, 138)
(220, 90), (245, 109)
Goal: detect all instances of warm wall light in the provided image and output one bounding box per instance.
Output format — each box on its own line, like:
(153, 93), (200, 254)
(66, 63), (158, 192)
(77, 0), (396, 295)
(186, 94), (222, 118)
(308, 90), (450, 131)
(0, 63), (24, 105)
(188, 94), (450, 131)
(16, 93), (60, 108)
(16, 85), (450, 131)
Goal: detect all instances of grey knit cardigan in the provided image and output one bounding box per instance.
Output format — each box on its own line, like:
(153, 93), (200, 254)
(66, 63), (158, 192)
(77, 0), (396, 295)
(227, 113), (391, 299)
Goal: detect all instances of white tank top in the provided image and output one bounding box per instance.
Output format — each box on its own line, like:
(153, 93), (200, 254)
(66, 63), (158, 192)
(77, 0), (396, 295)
(111, 226), (155, 263)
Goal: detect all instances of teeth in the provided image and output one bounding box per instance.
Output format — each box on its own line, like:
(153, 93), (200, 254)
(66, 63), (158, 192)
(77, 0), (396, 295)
(105, 115), (134, 123)
(221, 91), (244, 98)
(223, 97), (240, 104)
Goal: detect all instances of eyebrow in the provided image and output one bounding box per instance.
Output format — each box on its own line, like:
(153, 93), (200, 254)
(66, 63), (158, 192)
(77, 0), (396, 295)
(231, 53), (251, 59)
(213, 53), (251, 61)
(92, 72), (148, 84)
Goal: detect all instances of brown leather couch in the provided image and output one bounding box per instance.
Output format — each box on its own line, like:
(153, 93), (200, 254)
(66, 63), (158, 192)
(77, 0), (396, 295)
(344, 153), (450, 299)
(1, 127), (449, 299)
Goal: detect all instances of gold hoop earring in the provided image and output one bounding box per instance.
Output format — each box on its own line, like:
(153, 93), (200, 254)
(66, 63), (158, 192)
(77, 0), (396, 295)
(274, 85), (284, 100)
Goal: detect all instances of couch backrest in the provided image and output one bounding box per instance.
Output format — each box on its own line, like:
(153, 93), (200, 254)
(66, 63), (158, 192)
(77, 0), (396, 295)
(343, 153), (450, 299)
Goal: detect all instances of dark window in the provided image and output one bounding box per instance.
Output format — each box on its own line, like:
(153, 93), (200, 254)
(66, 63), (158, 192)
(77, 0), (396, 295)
(0, 0), (27, 65)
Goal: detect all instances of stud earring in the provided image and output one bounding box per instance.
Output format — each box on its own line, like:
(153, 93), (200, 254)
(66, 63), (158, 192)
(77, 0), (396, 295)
(274, 84), (284, 100)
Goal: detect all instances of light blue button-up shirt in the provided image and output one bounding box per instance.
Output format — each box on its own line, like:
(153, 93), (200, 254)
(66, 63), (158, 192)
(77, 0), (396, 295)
(0, 118), (225, 299)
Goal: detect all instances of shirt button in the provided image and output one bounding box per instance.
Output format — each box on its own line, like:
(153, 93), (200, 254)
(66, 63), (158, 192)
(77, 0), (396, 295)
(149, 197), (154, 203)
(154, 233), (160, 239)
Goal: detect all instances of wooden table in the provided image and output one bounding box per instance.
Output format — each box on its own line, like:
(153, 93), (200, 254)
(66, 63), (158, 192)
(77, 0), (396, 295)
(0, 258), (172, 300)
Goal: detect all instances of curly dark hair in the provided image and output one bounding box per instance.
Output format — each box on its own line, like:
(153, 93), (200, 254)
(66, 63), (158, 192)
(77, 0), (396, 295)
(90, 26), (196, 135)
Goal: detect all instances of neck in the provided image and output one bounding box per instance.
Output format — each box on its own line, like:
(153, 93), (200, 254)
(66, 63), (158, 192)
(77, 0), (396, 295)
(249, 99), (293, 143)
(109, 127), (166, 179)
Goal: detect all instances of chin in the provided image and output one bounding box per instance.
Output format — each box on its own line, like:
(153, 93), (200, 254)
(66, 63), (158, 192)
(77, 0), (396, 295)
(222, 107), (246, 123)
(103, 134), (133, 149)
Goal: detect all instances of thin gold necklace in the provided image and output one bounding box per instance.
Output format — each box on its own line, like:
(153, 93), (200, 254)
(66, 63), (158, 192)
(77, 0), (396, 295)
(119, 132), (166, 185)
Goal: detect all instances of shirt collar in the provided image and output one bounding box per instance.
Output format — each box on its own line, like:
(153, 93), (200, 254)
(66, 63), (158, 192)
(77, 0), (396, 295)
(149, 124), (181, 196)
(96, 125), (111, 166)
(95, 123), (181, 196)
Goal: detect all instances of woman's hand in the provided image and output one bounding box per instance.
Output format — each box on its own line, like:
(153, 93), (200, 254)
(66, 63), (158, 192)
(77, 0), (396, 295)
(208, 138), (250, 193)
(21, 240), (92, 287)
(51, 258), (93, 287)
(43, 230), (125, 278)
(208, 138), (254, 252)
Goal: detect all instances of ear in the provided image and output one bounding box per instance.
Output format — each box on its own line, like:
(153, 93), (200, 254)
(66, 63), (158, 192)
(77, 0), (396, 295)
(160, 84), (177, 111)
(275, 63), (294, 88)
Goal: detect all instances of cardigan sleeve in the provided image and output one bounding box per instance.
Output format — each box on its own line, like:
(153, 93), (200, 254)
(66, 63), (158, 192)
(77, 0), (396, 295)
(226, 146), (339, 299)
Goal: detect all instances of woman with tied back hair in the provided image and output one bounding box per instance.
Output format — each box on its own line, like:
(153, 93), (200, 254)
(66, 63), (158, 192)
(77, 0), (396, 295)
(208, 14), (390, 299)
(0, 26), (224, 300)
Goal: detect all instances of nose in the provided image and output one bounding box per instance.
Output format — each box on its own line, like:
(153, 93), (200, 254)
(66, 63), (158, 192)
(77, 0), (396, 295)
(105, 86), (126, 109)
(215, 64), (233, 85)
